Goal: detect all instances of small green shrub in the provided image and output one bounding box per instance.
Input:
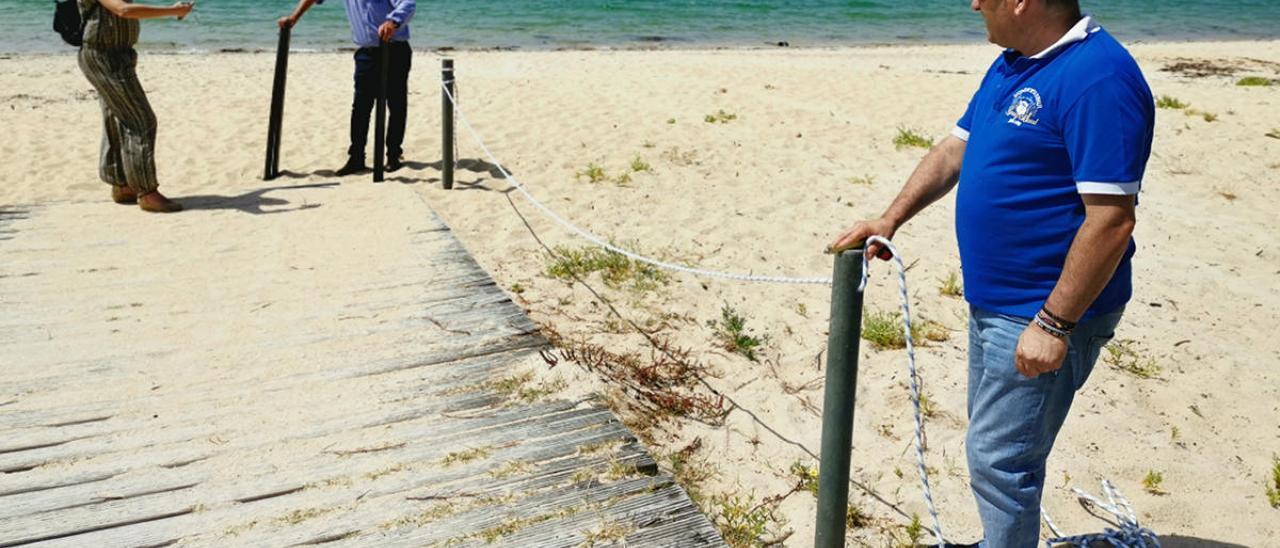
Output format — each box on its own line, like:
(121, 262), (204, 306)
(939, 271), (963, 297)
(1156, 95), (1189, 109)
(1142, 470), (1166, 495)
(893, 127), (934, 150)
(708, 305), (768, 362)
(631, 156), (652, 172)
(546, 244), (668, 293)
(704, 110), (738, 124)
(710, 494), (782, 547)
(862, 310), (949, 350)
(1237, 76), (1274, 87)
(1104, 339), (1161, 379)
(849, 174), (875, 186)
(789, 461), (819, 497)
(577, 162), (607, 183)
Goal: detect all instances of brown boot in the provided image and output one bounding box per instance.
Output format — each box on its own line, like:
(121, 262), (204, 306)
(138, 191), (183, 213)
(111, 185), (138, 204)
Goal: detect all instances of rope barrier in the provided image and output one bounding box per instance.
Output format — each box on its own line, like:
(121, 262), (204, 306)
(440, 79), (1160, 548)
(440, 82), (833, 286)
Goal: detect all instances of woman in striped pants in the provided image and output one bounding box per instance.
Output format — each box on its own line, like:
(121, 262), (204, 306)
(78, 0), (193, 213)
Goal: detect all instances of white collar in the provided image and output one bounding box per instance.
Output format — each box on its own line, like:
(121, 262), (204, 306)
(1027, 15), (1100, 59)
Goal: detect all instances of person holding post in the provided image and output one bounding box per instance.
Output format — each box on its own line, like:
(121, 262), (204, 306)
(278, 0), (416, 176)
(77, 0), (194, 213)
(829, 0), (1154, 546)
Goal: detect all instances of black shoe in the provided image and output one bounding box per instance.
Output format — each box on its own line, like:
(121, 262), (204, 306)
(387, 155), (404, 173)
(335, 157), (367, 176)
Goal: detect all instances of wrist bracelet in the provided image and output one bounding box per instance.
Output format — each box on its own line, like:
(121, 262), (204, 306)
(1039, 307), (1076, 330)
(1034, 316), (1070, 339)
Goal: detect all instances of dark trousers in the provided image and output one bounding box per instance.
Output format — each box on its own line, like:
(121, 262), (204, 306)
(350, 41), (411, 161)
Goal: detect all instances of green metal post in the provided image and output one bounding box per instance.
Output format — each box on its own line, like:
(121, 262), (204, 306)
(442, 59), (455, 190)
(814, 248), (865, 548)
(263, 26), (290, 181)
(373, 42), (388, 183)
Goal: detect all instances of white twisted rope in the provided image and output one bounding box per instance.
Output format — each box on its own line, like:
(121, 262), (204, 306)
(440, 82), (833, 286)
(858, 236), (947, 546)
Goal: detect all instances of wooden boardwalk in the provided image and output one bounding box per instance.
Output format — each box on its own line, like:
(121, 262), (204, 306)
(0, 182), (722, 547)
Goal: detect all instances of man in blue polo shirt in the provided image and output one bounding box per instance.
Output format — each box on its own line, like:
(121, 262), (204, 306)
(830, 0), (1154, 545)
(279, 0), (417, 175)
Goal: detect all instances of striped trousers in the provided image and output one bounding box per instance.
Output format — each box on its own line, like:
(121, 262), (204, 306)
(77, 47), (159, 194)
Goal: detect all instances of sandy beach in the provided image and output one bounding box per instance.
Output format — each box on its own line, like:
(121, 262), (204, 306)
(2, 40), (1279, 545)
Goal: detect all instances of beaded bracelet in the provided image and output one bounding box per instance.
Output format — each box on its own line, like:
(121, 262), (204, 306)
(1039, 307), (1077, 331)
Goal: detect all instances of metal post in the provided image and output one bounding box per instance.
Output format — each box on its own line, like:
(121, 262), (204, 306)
(373, 42), (388, 183)
(814, 249), (865, 548)
(442, 58), (455, 190)
(263, 26), (291, 181)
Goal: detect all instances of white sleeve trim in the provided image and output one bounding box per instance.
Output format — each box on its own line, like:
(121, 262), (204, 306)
(1076, 181), (1141, 195)
(951, 126), (971, 141)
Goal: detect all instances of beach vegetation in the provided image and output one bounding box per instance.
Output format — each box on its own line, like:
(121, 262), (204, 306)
(1236, 76), (1274, 87)
(488, 460), (532, 479)
(1142, 470), (1166, 495)
(893, 513), (925, 548)
(705, 110), (738, 124)
(1156, 95), (1189, 109)
(862, 310), (949, 350)
(846, 503), (870, 529)
(849, 174), (875, 186)
(710, 493), (785, 547)
(667, 118), (677, 124)
(1266, 455), (1280, 508)
(1185, 108), (1218, 122)
(893, 127), (934, 150)
(662, 438), (718, 506)
(918, 391), (937, 418)
(546, 243), (668, 293)
(631, 156), (652, 172)
(661, 146), (699, 166)
(708, 305), (769, 362)
(580, 521), (633, 546)
(642, 140), (657, 148)
(613, 172), (632, 186)
(509, 282), (526, 294)
(939, 270), (963, 297)
(577, 162), (608, 183)
(1103, 339), (1161, 379)
(1216, 189), (1237, 201)
(1266, 128), (1280, 140)
(789, 461), (820, 497)
(441, 446), (493, 466)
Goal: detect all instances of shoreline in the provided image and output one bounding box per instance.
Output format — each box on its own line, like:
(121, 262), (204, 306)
(4, 36), (1280, 57)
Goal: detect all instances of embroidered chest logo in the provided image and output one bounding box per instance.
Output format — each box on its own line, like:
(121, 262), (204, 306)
(1006, 87), (1042, 127)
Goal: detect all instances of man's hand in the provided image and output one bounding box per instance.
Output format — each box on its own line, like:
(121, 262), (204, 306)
(828, 217), (897, 261)
(278, 15), (297, 29)
(1015, 322), (1068, 378)
(172, 2), (193, 19)
(378, 21), (398, 42)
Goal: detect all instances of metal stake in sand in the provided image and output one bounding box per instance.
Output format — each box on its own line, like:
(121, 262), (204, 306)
(815, 248), (865, 548)
(263, 26), (291, 181)
(442, 58), (455, 190)
(373, 42), (389, 183)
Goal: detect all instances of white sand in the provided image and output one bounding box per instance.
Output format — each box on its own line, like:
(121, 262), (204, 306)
(2, 40), (1278, 545)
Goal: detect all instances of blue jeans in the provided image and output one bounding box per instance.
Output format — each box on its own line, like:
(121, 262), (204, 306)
(967, 305), (1123, 547)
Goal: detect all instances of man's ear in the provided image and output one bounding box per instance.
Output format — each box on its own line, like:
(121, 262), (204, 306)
(1012, 0), (1030, 16)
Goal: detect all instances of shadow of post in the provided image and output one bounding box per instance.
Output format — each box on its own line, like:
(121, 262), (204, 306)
(179, 182), (339, 215)
(1157, 536), (1249, 548)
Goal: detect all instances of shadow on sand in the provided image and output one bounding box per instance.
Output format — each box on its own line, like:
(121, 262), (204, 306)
(180, 182), (338, 215)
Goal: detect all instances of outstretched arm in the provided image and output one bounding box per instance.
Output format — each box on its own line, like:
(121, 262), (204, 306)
(279, 0), (320, 29)
(97, 0), (192, 20)
(828, 135), (966, 259)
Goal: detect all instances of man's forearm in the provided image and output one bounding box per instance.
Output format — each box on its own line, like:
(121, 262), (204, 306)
(1043, 196), (1137, 321)
(290, 0), (319, 21)
(881, 135), (965, 228)
(106, 3), (183, 19)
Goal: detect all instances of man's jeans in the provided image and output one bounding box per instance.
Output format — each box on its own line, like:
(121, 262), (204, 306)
(967, 305), (1123, 547)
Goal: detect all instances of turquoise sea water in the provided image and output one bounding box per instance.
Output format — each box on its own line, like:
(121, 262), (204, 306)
(3, 1), (1278, 53)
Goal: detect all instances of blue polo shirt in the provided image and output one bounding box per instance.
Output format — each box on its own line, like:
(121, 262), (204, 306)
(316, 0), (416, 48)
(953, 16), (1154, 320)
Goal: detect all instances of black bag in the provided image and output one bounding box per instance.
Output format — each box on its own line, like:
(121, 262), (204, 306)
(53, 0), (85, 47)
